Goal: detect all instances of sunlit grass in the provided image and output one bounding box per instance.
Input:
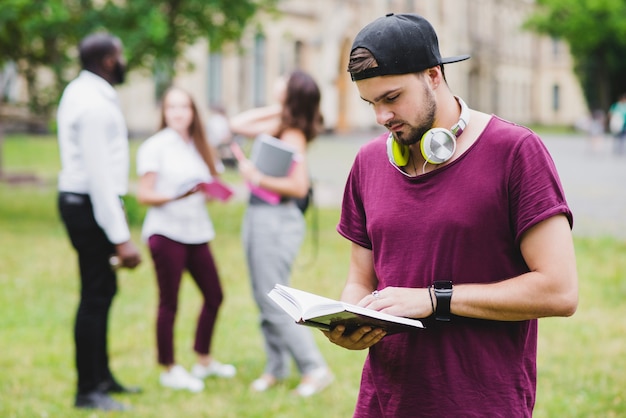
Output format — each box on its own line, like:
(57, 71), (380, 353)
(1, 135), (625, 417)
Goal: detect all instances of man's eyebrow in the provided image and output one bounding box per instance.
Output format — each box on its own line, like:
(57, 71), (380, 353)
(360, 89), (400, 104)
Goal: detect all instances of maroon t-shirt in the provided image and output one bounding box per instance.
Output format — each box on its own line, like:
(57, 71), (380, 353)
(337, 116), (572, 418)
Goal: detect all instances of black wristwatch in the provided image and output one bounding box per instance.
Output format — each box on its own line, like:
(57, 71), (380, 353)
(434, 281), (453, 322)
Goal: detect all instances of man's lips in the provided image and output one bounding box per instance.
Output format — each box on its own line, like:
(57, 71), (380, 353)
(386, 122), (404, 132)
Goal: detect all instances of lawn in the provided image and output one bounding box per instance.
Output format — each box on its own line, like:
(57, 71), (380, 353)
(0, 134), (625, 417)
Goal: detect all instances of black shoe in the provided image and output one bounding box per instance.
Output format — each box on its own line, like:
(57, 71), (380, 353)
(74, 391), (129, 411)
(99, 379), (143, 394)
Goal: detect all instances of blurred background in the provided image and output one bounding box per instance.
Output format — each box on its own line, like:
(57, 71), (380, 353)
(2, 0), (626, 139)
(1, 2), (626, 417)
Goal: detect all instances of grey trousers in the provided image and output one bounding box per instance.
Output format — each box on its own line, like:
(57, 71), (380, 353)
(242, 202), (326, 379)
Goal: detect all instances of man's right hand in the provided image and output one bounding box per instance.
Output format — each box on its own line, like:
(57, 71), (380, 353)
(322, 325), (386, 350)
(115, 240), (142, 269)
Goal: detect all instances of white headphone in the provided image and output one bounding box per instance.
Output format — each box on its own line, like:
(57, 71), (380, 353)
(387, 96), (470, 166)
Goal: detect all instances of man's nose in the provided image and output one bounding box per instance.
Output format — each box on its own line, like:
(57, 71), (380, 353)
(375, 106), (393, 126)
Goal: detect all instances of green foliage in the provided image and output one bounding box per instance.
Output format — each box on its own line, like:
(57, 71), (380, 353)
(122, 194), (147, 228)
(535, 236), (626, 418)
(525, 0), (626, 110)
(0, 0), (278, 117)
(0, 0), (82, 115)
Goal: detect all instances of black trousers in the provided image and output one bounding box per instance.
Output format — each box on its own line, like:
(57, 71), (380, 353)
(58, 192), (118, 395)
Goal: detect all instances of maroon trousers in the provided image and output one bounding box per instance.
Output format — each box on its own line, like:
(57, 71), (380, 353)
(148, 234), (223, 366)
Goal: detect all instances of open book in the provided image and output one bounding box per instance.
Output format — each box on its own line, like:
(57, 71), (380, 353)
(176, 178), (234, 202)
(268, 284), (424, 335)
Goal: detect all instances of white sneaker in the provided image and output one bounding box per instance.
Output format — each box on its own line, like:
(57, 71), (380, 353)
(250, 374), (278, 392)
(191, 360), (237, 379)
(160, 365), (204, 392)
(294, 367), (334, 397)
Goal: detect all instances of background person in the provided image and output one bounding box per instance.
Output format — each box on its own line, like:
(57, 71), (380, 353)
(325, 13), (578, 417)
(608, 92), (626, 155)
(206, 104), (235, 171)
(136, 87), (236, 393)
(229, 71), (333, 397)
(57, 32), (142, 412)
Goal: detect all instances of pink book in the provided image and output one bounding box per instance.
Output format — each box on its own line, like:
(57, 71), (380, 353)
(176, 178), (234, 202)
(200, 179), (234, 202)
(247, 183), (281, 204)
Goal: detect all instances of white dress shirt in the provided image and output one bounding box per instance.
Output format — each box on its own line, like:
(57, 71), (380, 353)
(136, 128), (216, 244)
(57, 70), (130, 244)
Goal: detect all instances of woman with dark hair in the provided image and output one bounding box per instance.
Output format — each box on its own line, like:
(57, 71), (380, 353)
(136, 87), (235, 392)
(230, 71), (333, 396)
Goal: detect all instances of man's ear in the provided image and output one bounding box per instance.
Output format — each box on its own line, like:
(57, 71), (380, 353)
(425, 67), (443, 89)
(101, 53), (116, 73)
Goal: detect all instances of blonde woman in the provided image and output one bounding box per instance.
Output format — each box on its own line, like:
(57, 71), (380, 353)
(137, 87), (235, 392)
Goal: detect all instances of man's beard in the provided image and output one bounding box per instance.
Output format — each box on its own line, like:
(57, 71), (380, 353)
(390, 84), (437, 147)
(112, 61), (126, 85)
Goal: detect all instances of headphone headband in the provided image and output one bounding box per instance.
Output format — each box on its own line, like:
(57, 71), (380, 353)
(450, 96), (469, 138)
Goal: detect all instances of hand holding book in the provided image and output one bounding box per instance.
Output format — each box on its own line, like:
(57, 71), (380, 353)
(268, 284), (424, 335)
(175, 178), (234, 202)
(230, 135), (296, 204)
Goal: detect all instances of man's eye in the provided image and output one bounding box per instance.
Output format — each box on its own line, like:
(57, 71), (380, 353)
(386, 95), (399, 102)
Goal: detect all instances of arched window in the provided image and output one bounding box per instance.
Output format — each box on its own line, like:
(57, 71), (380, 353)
(552, 84), (560, 112)
(208, 52), (222, 107)
(253, 33), (266, 106)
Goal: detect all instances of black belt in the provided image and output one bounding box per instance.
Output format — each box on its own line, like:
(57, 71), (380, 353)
(59, 192), (124, 207)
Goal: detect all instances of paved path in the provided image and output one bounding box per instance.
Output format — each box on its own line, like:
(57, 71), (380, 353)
(307, 130), (626, 239)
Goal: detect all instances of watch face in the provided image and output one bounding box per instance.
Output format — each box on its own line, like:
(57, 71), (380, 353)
(434, 280), (453, 290)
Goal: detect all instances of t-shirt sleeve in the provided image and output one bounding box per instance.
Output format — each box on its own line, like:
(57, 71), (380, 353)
(508, 132), (573, 244)
(337, 152), (373, 249)
(136, 138), (160, 176)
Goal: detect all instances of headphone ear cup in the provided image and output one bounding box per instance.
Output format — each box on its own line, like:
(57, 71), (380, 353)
(420, 128), (457, 164)
(386, 135), (410, 167)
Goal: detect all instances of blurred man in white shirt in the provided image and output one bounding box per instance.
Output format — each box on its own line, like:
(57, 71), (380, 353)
(57, 32), (141, 412)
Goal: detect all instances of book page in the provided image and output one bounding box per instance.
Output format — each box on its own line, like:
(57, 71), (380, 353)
(312, 302), (424, 329)
(269, 284), (424, 334)
(272, 284), (343, 316)
(174, 178), (204, 199)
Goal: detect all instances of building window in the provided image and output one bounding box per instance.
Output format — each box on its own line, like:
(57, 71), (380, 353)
(295, 40), (304, 69)
(551, 37), (560, 58)
(1, 62), (18, 102)
(153, 58), (174, 101)
(552, 84), (560, 112)
(253, 33), (266, 106)
(208, 52), (222, 106)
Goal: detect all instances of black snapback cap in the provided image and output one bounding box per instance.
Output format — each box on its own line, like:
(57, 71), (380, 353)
(349, 13), (470, 81)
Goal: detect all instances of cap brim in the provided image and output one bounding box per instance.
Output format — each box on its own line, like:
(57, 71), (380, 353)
(440, 54), (471, 65)
(350, 54), (471, 81)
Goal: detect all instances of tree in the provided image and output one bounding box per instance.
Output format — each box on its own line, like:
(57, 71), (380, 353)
(524, 0), (626, 112)
(100, 0), (279, 97)
(0, 0), (85, 122)
(0, 0), (277, 177)
(0, 0), (277, 123)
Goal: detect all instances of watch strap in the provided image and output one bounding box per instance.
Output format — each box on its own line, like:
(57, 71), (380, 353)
(434, 280), (453, 322)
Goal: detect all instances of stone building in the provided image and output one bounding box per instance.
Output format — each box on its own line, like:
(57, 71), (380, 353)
(3, 0), (589, 137)
(120, 0), (587, 137)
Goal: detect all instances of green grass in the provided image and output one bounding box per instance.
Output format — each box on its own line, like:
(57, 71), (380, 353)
(1, 135), (625, 417)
